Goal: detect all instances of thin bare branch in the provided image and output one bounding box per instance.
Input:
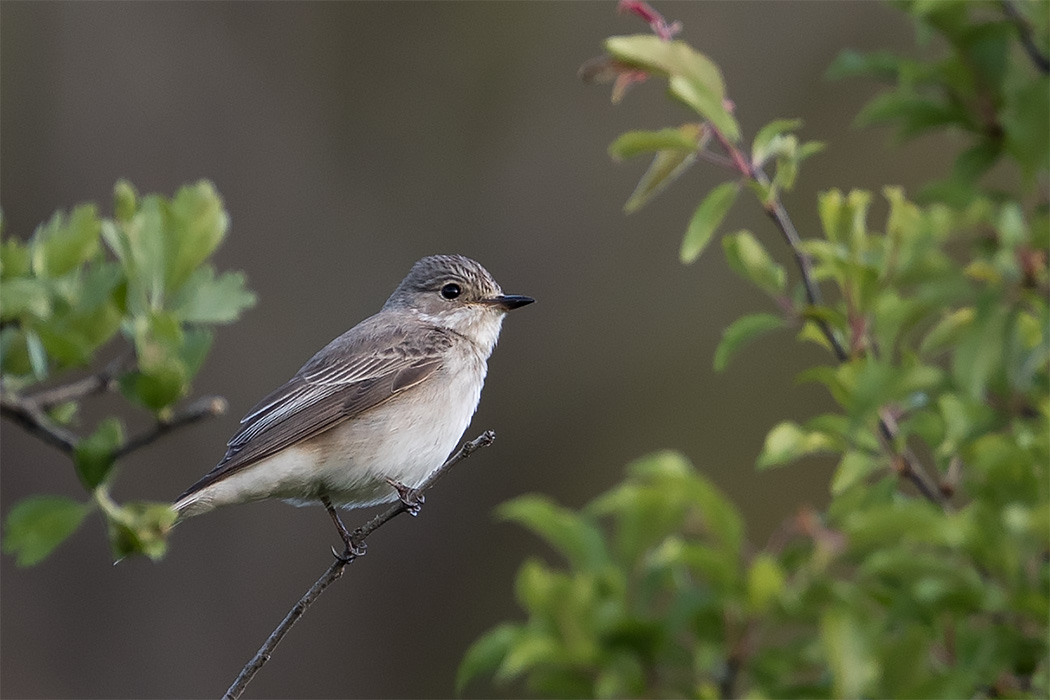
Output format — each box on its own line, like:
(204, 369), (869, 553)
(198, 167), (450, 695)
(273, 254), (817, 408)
(0, 390), (79, 453)
(1001, 0), (1050, 75)
(223, 430), (497, 700)
(754, 172), (850, 363)
(878, 410), (950, 510)
(25, 353), (133, 409)
(114, 395), (228, 460)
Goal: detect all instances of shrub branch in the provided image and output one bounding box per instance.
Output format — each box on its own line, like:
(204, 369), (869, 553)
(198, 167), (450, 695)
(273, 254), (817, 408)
(0, 388), (80, 452)
(1000, 0), (1050, 74)
(222, 430), (496, 700)
(1, 359), (227, 463)
(708, 97), (948, 510)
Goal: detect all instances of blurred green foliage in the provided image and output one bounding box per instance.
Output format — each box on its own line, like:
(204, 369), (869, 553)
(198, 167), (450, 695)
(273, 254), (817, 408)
(461, 1), (1048, 697)
(1, 180), (254, 564)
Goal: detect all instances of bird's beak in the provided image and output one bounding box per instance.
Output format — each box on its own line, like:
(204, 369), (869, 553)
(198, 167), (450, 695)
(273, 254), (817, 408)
(483, 294), (535, 311)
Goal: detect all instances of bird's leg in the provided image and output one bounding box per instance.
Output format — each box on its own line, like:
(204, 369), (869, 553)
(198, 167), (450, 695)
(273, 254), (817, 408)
(321, 494), (366, 561)
(384, 477), (425, 516)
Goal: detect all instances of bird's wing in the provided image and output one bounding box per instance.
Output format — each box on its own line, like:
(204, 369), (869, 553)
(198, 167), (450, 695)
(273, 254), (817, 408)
(176, 321), (453, 500)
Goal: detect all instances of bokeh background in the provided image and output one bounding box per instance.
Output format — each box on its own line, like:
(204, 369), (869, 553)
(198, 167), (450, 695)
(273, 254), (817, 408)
(1, 2), (956, 698)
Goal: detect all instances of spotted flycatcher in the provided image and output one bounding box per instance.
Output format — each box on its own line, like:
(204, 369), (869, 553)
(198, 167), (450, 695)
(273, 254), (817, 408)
(174, 254), (532, 551)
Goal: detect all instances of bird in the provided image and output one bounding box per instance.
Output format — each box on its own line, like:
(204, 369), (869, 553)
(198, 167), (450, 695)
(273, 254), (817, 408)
(173, 254), (533, 554)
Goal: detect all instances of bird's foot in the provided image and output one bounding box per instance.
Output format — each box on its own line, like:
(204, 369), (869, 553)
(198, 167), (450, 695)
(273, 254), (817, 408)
(331, 539), (367, 563)
(322, 494), (367, 561)
(385, 477), (425, 516)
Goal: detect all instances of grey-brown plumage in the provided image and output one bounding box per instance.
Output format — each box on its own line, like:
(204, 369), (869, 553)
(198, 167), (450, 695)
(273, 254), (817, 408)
(174, 255), (532, 519)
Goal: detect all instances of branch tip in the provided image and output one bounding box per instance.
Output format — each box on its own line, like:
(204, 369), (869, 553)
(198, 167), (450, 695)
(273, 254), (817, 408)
(223, 430), (496, 700)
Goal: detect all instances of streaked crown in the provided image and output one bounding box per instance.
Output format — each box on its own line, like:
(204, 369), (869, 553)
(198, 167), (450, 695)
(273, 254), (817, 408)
(383, 254), (503, 310)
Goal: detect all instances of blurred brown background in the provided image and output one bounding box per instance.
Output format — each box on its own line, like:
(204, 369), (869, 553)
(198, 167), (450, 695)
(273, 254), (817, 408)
(1, 2), (953, 698)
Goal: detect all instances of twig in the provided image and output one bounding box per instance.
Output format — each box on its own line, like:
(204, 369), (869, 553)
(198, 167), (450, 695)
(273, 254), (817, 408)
(719, 645), (744, 699)
(25, 353), (133, 409)
(877, 410), (949, 510)
(223, 430), (497, 700)
(1001, 0), (1050, 75)
(0, 390), (79, 453)
(708, 125), (849, 362)
(0, 353), (133, 453)
(113, 395), (228, 460)
(754, 171), (849, 363)
(2, 379), (227, 464)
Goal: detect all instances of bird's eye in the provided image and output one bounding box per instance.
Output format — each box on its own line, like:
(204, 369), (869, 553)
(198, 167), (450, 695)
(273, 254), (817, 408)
(440, 283), (461, 300)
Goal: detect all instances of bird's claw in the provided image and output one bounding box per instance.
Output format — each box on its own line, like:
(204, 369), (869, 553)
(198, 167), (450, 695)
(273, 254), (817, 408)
(385, 477), (425, 516)
(331, 538), (366, 563)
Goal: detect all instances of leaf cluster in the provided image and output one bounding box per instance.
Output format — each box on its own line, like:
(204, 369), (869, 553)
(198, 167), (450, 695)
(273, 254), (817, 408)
(827, 0), (1049, 205)
(463, 1), (1048, 697)
(460, 452), (750, 698)
(1, 180), (255, 564)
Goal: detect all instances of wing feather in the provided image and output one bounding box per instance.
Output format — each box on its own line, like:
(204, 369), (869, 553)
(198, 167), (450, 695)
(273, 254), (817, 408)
(176, 318), (453, 501)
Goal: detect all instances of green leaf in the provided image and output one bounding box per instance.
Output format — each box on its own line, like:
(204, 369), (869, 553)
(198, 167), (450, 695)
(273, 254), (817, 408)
(603, 34), (740, 142)
(512, 558), (556, 616)
(164, 180), (229, 291)
(457, 623), (521, 693)
(0, 327), (31, 379)
(721, 230), (787, 296)
(961, 21), (1011, 89)
(751, 118), (802, 167)
(120, 366), (185, 414)
(595, 451), (744, 561)
(1002, 75), (1050, 181)
(680, 182), (740, 264)
(2, 495), (91, 566)
(997, 202), (1027, 249)
(104, 501), (177, 562)
(180, 327), (214, 381)
(844, 501), (963, 551)
(951, 139), (1001, 186)
(714, 312), (786, 371)
(798, 140), (826, 161)
(109, 195), (168, 312)
(604, 35), (726, 100)
(30, 204), (102, 277)
(825, 49), (903, 81)
(771, 134), (800, 193)
(34, 324), (91, 369)
(25, 329), (48, 380)
(497, 495), (609, 571)
(609, 124), (703, 161)
(952, 297), (1008, 400)
(855, 93), (969, 141)
(623, 149), (697, 214)
(834, 359), (943, 424)
(821, 608), (877, 698)
(920, 307), (976, 357)
(74, 417), (125, 489)
(495, 629), (562, 684)
(818, 189), (847, 244)
(1, 237), (31, 277)
(0, 277), (52, 321)
(757, 421), (836, 470)
(668, 75), (741, 143)
(170, 267), (256, 324)
(658, 455), (744, 557)
(747, 553), (785, 613)
(831, 451), (881, 495)
(122, 311), (190, 411)
(48, 401), (78, 426)
(113, 179), (138, 222)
